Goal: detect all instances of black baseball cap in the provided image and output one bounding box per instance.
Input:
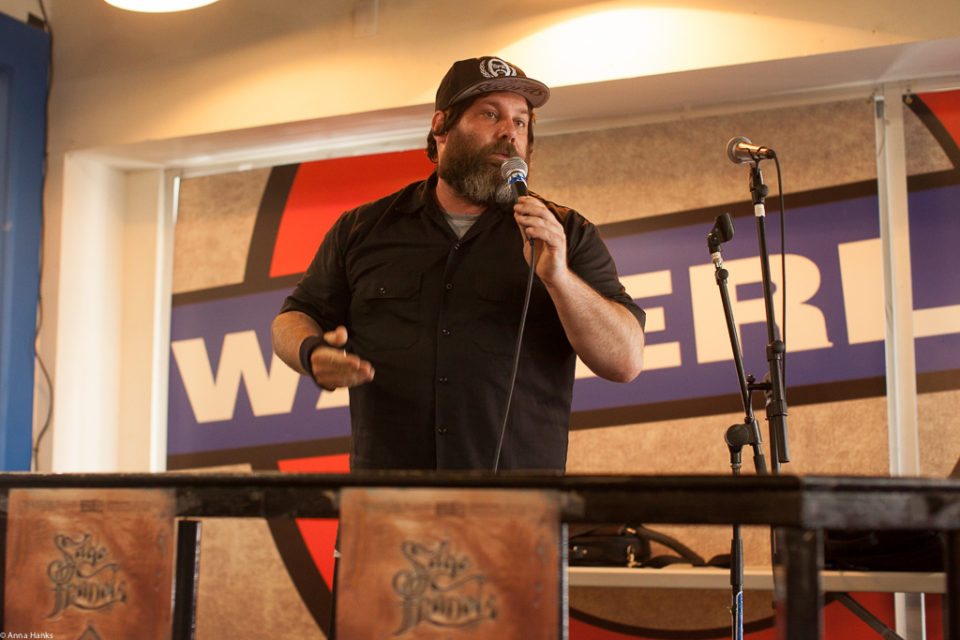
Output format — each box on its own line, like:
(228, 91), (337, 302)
(435, 56), (550, 111)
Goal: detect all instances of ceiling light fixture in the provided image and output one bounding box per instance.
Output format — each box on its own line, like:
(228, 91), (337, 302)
(103, 0), (219, 12)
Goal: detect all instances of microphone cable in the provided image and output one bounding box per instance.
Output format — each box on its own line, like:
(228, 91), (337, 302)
(491, 158), (538, 472)
(773, 155), (787, 387)
(491, 236), (535, 473)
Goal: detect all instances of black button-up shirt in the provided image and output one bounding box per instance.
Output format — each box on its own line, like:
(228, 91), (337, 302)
(280, 173), (645, 471)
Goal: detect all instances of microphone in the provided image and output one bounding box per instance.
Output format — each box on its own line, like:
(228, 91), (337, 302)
(726, 136), (775, 164)
(501, 157), (529, 198)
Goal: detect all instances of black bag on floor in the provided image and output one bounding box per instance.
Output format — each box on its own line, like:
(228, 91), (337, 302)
(569, 524), (707, 568)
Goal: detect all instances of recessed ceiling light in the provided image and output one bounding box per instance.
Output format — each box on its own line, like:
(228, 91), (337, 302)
(103, 0), (219, 12)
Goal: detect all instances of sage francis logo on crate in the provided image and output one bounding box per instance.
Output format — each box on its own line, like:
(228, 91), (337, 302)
(46, 533), (128, 618)
(391, 539), (498, 635)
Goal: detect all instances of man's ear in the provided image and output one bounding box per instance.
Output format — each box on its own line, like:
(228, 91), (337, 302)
(431, 111), (446, 141)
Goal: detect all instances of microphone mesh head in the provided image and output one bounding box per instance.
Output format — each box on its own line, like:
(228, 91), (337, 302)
(726, 136), (752, 164)
(500, 156), (528, 179)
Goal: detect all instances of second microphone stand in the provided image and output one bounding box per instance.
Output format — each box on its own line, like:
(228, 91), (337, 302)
(708, 212), (768, 640)
(709, 212), (768, 475)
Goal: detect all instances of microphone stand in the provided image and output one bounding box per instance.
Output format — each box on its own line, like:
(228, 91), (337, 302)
(747, 163), (789, 472)
(746, 160), (791, 638)
(709, 215), (768, 475)
(708, 214), (768, 640)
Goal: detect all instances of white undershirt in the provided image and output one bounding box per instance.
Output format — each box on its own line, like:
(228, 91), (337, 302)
(443, 210), (480, 239)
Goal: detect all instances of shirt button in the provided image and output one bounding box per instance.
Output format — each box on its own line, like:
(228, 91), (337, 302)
(441, 328), (451, 336)
(437, 427), (448, 434)
(445, 283), (454, 291)
(439, 377), (448, 384)
(377, 286), (387, 296)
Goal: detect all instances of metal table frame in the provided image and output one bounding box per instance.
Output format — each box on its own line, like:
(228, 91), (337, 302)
(1, 472), (958, 639)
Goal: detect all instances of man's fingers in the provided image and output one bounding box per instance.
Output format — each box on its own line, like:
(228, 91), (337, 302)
(316, 369), (374, 390)
(323, 325), (349, 348)
(515, 212), (562, 247)
(311, 346), (374, 390)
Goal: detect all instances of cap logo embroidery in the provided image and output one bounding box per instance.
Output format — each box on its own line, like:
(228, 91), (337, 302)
(479, 58), (517, 79)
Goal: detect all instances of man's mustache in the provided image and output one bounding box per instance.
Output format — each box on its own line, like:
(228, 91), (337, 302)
(486, 142), (522, 158)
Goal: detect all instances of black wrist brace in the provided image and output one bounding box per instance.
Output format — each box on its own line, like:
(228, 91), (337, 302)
(298, 335), (329, 375)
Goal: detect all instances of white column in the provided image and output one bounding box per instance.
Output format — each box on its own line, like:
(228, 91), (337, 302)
(874, 83), (924, 639)
(52, 157), (175, 473)
(52, 154), (125, 472)
(118, 169), (176, 472)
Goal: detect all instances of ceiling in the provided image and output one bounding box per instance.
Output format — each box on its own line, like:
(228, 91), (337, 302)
(81, 35), (960, 177)
(33, 0), (957, 174)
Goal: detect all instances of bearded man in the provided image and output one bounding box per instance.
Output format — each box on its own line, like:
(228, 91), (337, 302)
(271, 56), (645, 472)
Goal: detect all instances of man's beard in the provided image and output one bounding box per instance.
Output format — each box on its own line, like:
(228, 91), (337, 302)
(438, 128), (527, 207)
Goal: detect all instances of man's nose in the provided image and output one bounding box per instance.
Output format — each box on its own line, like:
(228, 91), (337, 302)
(497, 120), (519, 142)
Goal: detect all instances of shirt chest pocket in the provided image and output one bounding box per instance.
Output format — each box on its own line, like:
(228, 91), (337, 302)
(469, 272), (565, 356)
(469, 274), (534, 355)
(351, 273), (422, 351)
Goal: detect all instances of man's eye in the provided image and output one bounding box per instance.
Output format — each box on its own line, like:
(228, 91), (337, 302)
(515, 120), (527, 128)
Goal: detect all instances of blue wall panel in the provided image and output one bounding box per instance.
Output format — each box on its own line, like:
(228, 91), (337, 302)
(0, 12), (50, 470)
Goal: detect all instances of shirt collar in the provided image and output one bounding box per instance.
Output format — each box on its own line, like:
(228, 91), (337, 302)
(394, 171), (438, 214)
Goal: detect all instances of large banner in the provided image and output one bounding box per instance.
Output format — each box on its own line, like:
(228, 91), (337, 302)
(167, 91), (960, 639)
